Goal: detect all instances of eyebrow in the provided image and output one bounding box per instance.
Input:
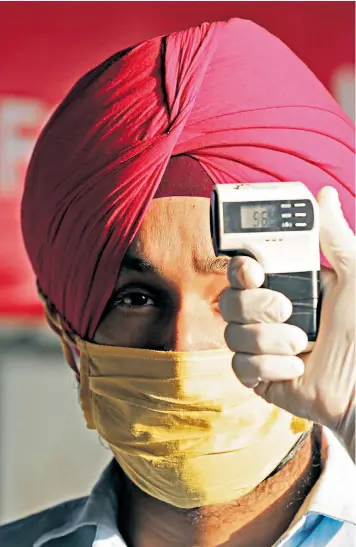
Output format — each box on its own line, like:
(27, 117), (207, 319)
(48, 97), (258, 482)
(121, 253), (229, 275)
(194, 256), (229, 274)
(121, 254), (158, 273)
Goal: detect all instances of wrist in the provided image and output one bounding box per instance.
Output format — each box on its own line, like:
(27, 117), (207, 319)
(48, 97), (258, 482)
(333, 398), (355, 462)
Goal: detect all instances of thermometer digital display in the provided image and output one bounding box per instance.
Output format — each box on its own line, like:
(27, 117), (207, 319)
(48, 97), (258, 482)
(240, 204), (278, 229)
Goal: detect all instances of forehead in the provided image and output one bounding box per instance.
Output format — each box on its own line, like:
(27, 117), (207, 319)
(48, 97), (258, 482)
(129, 197), (213, 263)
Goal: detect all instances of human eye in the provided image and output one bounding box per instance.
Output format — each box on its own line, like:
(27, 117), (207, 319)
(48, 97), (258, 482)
(109, 285), (157, 310)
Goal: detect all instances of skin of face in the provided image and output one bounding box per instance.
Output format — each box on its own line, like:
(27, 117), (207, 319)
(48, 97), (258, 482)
(94, 198), (229, 351)
(93, 197), (318, 547)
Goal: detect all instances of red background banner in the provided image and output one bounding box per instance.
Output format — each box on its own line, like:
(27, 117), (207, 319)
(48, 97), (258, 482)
(0, 1), (354, 323)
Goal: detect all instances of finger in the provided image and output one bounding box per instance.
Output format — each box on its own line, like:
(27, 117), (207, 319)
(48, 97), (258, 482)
(225, 322), (308, 355)
(232, 353), (305, 387)
(227, 255), (265, 289)
(318, 186), (356, 276)
(219, 287), (293, 324)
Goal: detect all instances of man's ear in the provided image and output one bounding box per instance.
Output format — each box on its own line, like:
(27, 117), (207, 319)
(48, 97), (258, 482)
(37, 283), (81, 380)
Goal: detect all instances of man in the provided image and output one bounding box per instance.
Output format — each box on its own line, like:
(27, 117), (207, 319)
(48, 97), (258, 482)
(1, 18), (355, 547)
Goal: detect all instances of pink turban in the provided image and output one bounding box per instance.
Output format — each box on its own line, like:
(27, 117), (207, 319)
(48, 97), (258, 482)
(21, 19), (355, 340)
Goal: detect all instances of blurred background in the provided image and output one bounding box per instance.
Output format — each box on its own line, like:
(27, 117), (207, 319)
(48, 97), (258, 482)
(0, 1), (355, 524)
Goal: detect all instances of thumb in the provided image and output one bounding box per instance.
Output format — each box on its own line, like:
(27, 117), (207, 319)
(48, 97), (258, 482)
(317, 186), (355, 276)
(254, 379), (312, 424)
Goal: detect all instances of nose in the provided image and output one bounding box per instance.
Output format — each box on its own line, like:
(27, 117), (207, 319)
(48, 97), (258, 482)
(164, 295), (225, 352)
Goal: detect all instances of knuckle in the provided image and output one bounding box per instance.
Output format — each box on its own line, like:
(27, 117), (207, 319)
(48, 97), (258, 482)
(261, 291), (288, 322)
(227, 258), (241, 286)
(224, 323), (238, 350)
(231, 353), (242, 374)
(232, 354), (256, 385)
(218, 290), (228, 318)
(253, 325), (270, 352)
(239, 289), (262, 322)
(257, 354), (270, 374)
(219, 288), (240, 322)
(277, 295), (293, 323)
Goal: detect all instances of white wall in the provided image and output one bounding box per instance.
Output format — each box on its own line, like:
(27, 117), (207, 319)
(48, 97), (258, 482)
(0, 338), (111, 524)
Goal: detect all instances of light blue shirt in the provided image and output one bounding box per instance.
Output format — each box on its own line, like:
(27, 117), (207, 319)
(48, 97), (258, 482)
(1, 428), (355, 546)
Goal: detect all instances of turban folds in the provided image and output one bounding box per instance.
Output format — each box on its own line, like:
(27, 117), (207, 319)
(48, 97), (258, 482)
(21, 19), (355, 340)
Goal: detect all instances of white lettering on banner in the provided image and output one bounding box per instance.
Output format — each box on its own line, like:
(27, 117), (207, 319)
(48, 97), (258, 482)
(330, 65), (355, 122)
(0, 97), (50, 195)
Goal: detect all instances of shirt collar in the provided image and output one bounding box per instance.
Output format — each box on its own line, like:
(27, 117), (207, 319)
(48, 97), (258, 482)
(289, 427), (356, 527)
(35, 428), (355, 547)
(34, 460), (124, 547)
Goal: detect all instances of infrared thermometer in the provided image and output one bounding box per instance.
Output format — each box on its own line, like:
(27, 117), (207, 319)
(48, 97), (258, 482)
(210, 182), (321, 341)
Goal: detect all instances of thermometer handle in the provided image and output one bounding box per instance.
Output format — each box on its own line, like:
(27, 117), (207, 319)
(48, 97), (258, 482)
(263, 271), (321, 342)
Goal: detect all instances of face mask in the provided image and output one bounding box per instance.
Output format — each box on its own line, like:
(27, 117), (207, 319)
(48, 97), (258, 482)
(76, 338), (311, 509)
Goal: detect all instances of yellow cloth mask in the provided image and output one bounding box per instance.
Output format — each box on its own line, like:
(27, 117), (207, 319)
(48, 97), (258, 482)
(76, 339), (311, 509)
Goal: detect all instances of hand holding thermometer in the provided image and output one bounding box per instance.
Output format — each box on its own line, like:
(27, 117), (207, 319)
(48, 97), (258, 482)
(211, 182), (321, 342)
